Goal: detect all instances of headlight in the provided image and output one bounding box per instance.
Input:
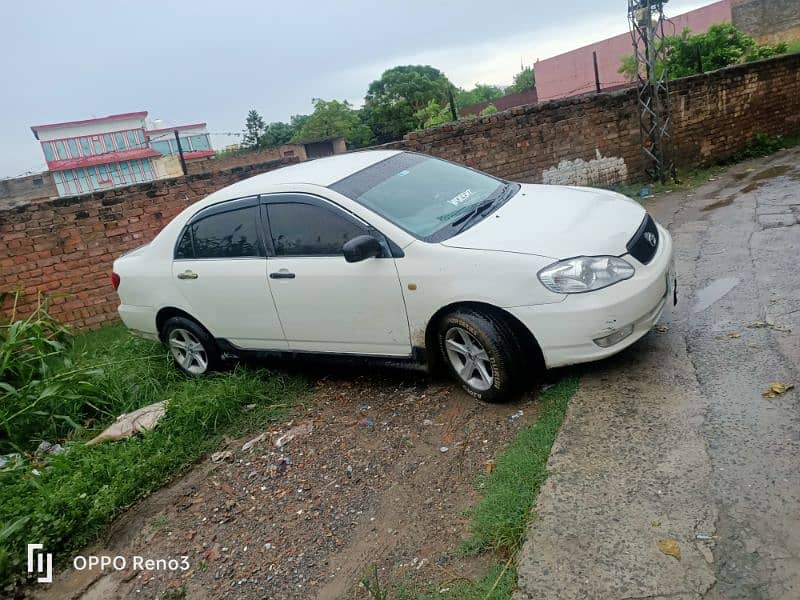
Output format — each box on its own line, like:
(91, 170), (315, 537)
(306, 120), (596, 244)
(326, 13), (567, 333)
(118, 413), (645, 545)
(537, 256), (635, 293)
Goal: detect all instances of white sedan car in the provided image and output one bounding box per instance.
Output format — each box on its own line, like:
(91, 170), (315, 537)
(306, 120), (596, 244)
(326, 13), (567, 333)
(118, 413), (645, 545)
(113, 150), (675, 402)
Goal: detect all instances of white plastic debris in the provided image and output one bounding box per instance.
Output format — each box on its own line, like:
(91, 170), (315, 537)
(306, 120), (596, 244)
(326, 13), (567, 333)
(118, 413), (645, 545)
(274, 422), (313, 448)
(242, 433), (266, 451)
(86, 401), (166, 445)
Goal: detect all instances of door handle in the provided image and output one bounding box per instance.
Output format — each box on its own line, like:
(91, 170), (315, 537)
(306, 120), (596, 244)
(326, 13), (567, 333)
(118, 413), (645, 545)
(177, 270), (198, 280)
(269, 269), (296, 279)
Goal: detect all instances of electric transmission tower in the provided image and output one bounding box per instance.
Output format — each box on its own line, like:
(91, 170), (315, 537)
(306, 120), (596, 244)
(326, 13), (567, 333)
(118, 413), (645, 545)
(628, 0), (676, 182)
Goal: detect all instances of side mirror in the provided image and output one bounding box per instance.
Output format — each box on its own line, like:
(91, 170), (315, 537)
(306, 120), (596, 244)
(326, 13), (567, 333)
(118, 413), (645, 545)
(343, 235), (383, 263)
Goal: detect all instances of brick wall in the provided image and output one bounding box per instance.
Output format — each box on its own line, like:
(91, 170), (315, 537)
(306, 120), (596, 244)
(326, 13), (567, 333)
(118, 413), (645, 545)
(187, 144), (307, 175)
(0, 157), (296, 328)
(392, 52), (800, 183)
(732, 0), (800, 44)
(670, 53), (800, 164)
(1, 53), (798, 330)
(0, 172), (57, 210)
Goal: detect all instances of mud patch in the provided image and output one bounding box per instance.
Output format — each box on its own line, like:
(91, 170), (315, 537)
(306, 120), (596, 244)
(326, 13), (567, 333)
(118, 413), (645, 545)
(741, 165), (796, 194)
(749, 165), (792, 181)
(33, 369), (542, 600)
(701, 195), (736, 211)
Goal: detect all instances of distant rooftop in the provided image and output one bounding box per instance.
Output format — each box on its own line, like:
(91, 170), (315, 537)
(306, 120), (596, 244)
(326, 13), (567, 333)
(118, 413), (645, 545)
(30, 111), (149, 138)
(145, 123), (207, 136)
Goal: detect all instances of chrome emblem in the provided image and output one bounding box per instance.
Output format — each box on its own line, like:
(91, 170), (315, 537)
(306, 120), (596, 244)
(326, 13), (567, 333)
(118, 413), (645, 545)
(644, 232), (657, 247)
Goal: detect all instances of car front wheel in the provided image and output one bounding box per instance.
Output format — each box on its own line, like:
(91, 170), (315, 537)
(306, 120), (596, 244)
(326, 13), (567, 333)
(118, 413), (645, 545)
(162, 316), (220, 376)
(437, 309), (522, 403)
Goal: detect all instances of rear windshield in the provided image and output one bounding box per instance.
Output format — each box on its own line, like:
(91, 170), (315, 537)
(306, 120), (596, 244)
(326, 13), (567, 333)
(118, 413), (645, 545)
(330, 153), (504, 241)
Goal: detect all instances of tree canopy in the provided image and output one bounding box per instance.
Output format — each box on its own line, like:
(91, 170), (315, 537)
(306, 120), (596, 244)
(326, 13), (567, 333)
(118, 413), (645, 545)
(455, 84), (504, 107)
(260, 121), (295, 148)
(291, 99), (373, 148)
(241, 62), (540, 149)
(364, 65), (453, 143)
(242, 109), (266, 148)
(509, 66), (535, 93)
(618, 23), (789, 81)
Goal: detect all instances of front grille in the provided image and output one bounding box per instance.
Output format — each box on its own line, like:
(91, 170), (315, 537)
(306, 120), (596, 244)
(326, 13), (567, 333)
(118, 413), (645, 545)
(626, 214), (659, 264)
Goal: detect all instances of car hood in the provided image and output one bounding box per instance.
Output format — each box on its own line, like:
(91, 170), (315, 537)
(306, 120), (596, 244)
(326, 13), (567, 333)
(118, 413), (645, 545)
(441, 184), (646, 259)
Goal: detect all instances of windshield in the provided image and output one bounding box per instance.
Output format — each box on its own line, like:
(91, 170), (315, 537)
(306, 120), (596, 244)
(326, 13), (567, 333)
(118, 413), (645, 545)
(330, 153), (511, 241)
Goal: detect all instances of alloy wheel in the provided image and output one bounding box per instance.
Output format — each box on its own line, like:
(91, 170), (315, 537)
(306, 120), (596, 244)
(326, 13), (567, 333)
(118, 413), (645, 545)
(444, 326), (494, 391)
(168, 328), (209, 375)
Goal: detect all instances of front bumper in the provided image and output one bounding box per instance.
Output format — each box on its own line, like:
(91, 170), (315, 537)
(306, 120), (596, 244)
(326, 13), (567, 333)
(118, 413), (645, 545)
(507, 224), (675, 368)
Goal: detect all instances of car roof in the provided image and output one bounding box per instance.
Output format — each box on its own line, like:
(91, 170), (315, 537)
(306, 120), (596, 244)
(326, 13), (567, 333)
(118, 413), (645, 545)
(202, 149), (402, 204)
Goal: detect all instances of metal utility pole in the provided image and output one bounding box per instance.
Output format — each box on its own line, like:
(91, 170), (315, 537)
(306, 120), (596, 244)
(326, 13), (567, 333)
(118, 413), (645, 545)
(592, 51), (602, 93)
(628, 0), (676, 183)
(448, 87), (458, 122)
(174, 130), (188, 176)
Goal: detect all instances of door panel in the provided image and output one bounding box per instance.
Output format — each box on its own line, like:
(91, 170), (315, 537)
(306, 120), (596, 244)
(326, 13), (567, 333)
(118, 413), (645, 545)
(267, 256), (410, 355)
(263, 195), (411, 356)
(172, 259), (286, 350)
(171, 199), (286, 350)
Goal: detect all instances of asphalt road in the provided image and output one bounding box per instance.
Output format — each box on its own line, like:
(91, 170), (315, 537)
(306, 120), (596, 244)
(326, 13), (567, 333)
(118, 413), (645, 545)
(515, 147), (800, 599)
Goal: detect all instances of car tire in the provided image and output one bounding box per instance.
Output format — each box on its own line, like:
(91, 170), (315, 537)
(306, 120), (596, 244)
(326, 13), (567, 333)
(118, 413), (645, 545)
(162, 316), (221, 377)
(437, 309), (523, 403)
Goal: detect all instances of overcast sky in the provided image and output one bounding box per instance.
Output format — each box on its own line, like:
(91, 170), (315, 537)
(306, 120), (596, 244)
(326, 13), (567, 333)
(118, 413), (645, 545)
(1, 0), (709, 178)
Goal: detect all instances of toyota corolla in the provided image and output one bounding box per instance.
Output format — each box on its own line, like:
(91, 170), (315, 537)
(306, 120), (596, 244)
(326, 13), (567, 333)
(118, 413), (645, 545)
(113, 150), (676, 402)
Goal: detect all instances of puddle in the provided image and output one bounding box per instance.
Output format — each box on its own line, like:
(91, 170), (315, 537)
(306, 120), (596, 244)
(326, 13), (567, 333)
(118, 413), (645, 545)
(702, 195), (736, 211)
(750, 165), (792, 181)
(740, 165), (796, 194)
(692, 277), (740, 313)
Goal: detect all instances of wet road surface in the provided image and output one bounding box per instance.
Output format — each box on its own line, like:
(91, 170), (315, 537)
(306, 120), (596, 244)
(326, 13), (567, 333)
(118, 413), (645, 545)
(516, 148), (800, 599)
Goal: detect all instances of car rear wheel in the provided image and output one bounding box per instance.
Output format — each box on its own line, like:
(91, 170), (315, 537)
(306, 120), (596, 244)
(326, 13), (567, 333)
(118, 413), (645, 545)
(437, 309), (523, 403)
(162, 316), (221, 376)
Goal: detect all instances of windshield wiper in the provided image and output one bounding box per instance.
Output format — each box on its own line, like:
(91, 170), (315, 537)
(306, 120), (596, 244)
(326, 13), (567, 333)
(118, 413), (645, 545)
(450, 184), (513, 234)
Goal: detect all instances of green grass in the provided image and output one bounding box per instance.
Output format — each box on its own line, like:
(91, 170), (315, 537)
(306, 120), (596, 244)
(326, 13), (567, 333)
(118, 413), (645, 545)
(409, 561), (517, 600)
(0, 320), (306, 589)
(462, 377), (579, 557)
(382, 376), (579, 600)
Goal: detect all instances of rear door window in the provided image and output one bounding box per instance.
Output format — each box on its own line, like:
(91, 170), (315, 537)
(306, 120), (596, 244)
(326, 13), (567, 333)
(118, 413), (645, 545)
(183, 206), (262, 259)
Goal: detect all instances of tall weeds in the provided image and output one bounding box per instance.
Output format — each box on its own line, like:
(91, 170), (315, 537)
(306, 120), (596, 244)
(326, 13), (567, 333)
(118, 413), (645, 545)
(0, 293), (108, 453)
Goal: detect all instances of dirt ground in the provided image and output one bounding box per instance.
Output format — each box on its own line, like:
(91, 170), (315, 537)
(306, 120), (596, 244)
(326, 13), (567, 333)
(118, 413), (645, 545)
(33, 364), (544, 600)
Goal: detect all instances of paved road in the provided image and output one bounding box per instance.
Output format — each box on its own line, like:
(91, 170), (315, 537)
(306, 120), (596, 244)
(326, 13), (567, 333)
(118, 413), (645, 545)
(515, 148), (800, 599)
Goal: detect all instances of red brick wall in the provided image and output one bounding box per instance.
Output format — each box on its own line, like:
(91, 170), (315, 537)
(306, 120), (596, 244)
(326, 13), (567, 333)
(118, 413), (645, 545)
(2, 54), (798, 330)
(670, 53), (800, 163)
(187, 144), (307, 175)
(0, 158), (296, 328)
(393, 52), (800, 182)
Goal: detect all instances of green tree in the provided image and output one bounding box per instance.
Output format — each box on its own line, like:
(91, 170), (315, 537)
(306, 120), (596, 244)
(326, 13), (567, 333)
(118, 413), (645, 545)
(290, 113), (310, 132)
(292, 99), (373, 147)
(618, 23), (789, 82)
(509, 66), (535, 93)
(479, 103), (498, 116)
(259, 121), (295, 147)
(364, 65), (453, 142)
(455, 83), (504, 107)
(413, 99), (452, 128)
(242, 109), (266, 148)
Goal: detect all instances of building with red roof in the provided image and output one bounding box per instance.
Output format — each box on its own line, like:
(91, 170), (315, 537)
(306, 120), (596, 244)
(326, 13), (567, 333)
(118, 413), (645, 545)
(31, 112), (213, 197)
